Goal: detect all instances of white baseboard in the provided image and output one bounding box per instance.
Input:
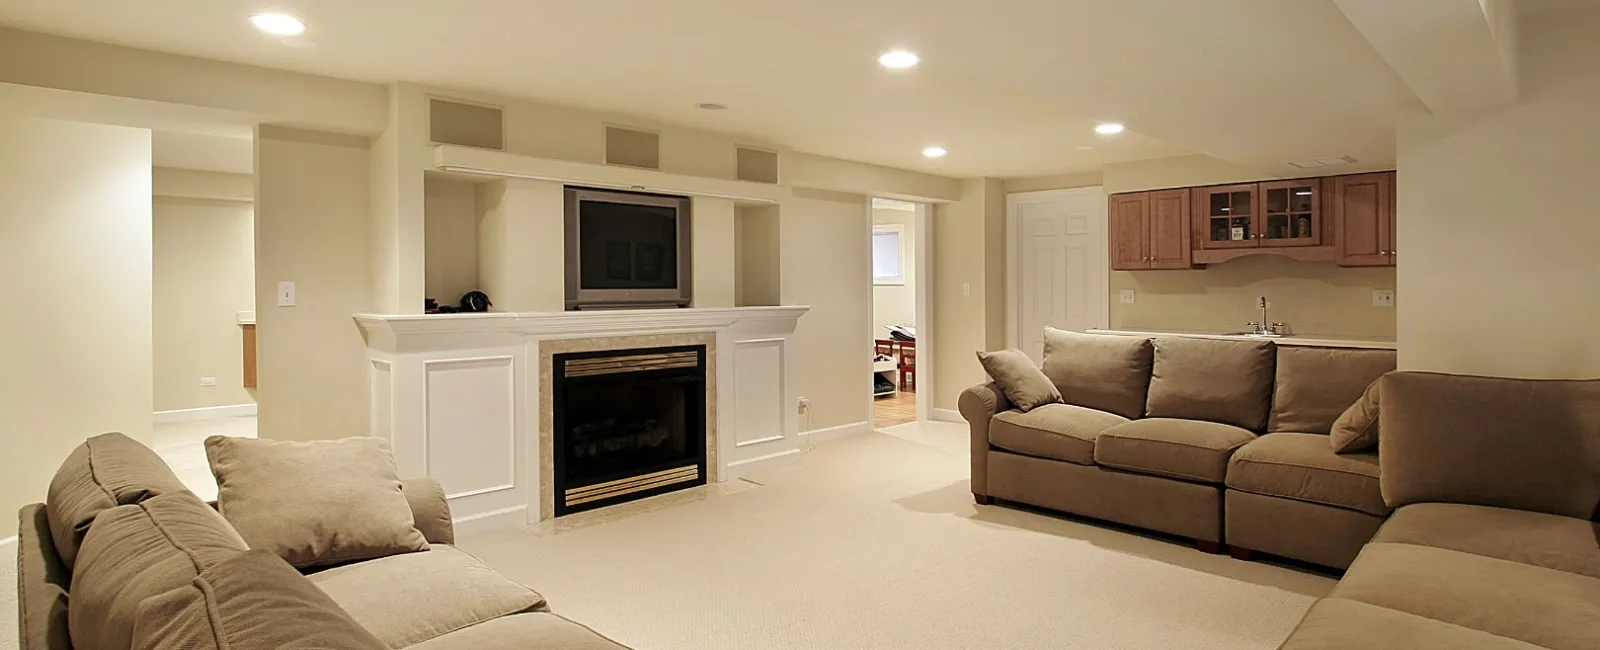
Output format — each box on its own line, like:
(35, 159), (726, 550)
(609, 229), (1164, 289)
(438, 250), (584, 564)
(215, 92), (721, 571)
(0, 535), (16, 548)
(800, 420), (871, 442)
(725, 448), (803, 476)
(932, 408), (964, 423)
(154, 403), (257, 423)
(451, 504), (527, 538)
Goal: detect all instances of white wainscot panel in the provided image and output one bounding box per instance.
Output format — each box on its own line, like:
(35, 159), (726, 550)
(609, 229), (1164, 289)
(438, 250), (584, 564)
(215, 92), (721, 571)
(733, 339), (785, 448)
(424, 356), (516, 499)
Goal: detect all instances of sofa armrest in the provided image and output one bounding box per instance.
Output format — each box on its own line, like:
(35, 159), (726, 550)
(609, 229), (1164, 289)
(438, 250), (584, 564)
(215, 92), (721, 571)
(959, 382), (1011, 498)
(17, 504), (71, 650)
(399, 478), (454, 545)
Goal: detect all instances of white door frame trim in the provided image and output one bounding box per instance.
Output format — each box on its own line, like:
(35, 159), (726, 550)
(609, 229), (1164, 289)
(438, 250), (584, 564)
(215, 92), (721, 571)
(866, 199), (934, 426)
(1005, 187), (1110, 349)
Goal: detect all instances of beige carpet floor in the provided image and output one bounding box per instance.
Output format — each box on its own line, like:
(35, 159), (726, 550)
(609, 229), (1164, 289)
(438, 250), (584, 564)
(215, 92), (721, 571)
(458, 422), (1334, 650)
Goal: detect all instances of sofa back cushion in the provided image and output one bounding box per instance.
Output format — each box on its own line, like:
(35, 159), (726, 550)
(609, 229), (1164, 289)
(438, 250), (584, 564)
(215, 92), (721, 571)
(1041, 328), (1154, 419)
(132, 550), (389, 650)
(1145, 337), (1276, 431)
(1380, 371), (1600, 519)
(46, 432), (190, 569)
(69, 491), (248, 650)
(1268, 346), (1395, 434)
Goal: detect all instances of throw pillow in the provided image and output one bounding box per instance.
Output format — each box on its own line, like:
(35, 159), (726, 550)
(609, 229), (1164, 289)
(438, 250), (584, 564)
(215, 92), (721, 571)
(132, 550), (388, 650)
(1041, 328), (1154, 419)
(206, 436), (428, 568)
(1330, 379), (1382, 453)
(976, 349), (1062, 412)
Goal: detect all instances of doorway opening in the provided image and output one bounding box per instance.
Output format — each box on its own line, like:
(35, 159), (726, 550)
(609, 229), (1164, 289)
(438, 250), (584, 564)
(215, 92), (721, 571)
(869, 198), (932, 430)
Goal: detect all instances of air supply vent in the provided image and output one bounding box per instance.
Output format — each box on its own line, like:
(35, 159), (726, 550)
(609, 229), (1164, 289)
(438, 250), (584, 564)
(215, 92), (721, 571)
(736, 146), (779, 184)
(605, 126), (661, 170)
(429, 98), (504, 150)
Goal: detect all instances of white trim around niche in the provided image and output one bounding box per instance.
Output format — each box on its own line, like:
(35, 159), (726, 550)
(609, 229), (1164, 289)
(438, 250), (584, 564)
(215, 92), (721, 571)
(153, 403), (258, 423)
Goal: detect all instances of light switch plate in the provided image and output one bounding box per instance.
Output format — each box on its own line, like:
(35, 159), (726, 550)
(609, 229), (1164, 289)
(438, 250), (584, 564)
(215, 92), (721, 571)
(1120, 289), (1136, 304)
(1373, 289), (1396, 308)
(962, 283), (971, 297)
(277, 281), (296, 307)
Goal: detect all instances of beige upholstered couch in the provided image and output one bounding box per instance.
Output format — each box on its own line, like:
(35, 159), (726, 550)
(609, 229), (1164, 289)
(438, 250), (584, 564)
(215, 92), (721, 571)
(16, 434), (630, 650)
(962, 331), (1396, 568)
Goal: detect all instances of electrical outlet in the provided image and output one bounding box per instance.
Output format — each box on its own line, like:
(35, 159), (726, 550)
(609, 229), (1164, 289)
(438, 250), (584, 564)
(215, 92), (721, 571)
(797, 396), (810, 413)
(1373, 289), (1396, 308)
(277, 281), (296, 307)
(1120, 289), (1136, 305)
(198, 376), (218, 387)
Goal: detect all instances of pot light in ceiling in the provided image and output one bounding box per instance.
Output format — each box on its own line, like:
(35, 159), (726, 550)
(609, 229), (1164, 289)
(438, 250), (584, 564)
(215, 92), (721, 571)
(922, 146), (947, 158)
(250, 13), (306, 36)
(878, 50), (920, 70)
(695, 103), (728, 111)
(1094, 122), (1125, 135)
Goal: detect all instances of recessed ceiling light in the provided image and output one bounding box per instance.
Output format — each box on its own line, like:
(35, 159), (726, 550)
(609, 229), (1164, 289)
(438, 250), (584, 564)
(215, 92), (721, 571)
(922, 146), (947, 158)
(695, 103), (728, 111)
(1076, 145), (1095, 151)
(250, 13), (306, 37)
(878, 50), (920, 70)
(1094, 122), (1125, 135)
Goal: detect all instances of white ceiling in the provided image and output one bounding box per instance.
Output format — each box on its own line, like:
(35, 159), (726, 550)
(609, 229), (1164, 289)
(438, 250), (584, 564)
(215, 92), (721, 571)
(0, 0), (1434, 178)
(151, 129), (253, 174)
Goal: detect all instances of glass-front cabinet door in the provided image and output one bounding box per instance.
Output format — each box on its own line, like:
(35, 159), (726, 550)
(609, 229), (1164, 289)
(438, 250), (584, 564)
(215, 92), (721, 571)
(1196, 184), (1259, 249)
(1259, 180), (1321, 247)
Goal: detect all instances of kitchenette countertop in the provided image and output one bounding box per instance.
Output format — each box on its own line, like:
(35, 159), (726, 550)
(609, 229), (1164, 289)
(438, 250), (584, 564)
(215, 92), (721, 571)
(1086, 328), (1396, 350)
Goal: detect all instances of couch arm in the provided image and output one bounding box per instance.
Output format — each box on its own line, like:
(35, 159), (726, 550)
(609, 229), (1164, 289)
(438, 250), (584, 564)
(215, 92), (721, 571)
(958, 382), (1011, 498)
(18, 504), (71, 650)
(400, 478), (454, 545)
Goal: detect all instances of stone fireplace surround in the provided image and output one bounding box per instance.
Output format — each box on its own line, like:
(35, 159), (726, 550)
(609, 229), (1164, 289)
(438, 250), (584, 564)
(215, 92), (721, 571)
(355, 306), (807, 533)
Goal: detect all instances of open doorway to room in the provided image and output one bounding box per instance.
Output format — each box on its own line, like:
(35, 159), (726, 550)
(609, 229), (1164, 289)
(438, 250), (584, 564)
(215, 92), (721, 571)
(869, 198), (931, 430)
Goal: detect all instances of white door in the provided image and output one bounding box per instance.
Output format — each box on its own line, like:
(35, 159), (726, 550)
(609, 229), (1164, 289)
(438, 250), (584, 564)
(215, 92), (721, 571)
(1009, 188), (1108, 362)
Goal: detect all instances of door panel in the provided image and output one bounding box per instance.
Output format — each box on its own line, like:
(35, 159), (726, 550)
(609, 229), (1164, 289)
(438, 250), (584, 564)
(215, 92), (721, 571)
(1016, 190), (1107, 362)
(1148, 189), (1191, 269)
(1334, 173), (1391, 267)
(1109, 192), (1149, 270)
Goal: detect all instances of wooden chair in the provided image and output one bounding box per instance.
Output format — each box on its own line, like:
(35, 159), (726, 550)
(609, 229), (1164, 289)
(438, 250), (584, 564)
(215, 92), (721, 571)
(875, 339), (897, 358)
(897, 342), (916, 392)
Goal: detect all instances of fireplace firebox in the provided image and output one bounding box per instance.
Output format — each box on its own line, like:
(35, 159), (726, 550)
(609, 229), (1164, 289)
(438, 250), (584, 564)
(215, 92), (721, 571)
(552, 345), (708, 516)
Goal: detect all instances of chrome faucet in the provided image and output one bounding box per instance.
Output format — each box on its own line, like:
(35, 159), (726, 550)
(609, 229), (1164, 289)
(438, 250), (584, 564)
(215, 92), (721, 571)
(1245, 297), (1287, 337)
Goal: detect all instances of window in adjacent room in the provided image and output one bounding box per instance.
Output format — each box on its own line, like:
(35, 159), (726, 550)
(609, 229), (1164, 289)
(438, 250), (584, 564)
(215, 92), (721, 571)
(872, 224), (905, 285)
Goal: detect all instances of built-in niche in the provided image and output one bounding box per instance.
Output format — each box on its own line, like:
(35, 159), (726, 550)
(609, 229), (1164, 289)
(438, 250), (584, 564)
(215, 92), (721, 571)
(734, 204), (780, 307)
(423, 174), (481, 310)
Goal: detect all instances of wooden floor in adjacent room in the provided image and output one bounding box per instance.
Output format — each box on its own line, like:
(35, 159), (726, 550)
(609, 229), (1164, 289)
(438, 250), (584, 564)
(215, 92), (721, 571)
(874, 389), (917, 428)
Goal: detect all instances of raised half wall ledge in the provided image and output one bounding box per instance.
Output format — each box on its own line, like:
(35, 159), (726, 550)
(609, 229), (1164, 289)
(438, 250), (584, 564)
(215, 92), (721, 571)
(354, 306), (811, 337)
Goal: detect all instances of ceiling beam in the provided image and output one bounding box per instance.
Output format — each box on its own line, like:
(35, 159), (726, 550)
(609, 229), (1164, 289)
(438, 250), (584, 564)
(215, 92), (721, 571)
(1335, 0), (1519, 113)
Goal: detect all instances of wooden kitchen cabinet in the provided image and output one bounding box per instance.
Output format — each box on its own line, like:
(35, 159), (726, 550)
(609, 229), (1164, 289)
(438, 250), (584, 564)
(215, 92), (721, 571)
(1194, 184), (1259, 250)
(1110, 190), (1191, 270)
(242, 324), (257, 389)
(1258, 179), (1322, 247)
(1333, 172), (1395, 267)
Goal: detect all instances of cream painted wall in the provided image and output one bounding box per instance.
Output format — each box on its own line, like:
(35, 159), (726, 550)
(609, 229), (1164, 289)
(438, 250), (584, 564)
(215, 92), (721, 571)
(254, 125), (372, 441)
(154, 167), (253, 201)
(933, 178), (1007, 410)
(781, 189), (871, 430)
(0, 116), (151, 530)
(872, 207), (917, 337)
(735, 204), (781, 307)
(423, 175), (480, 305)
(475, 178), (565, 312)
(691, 197), (736, 308)
(1112, 257), (1396, 337)
(153, 195), (256, 412)
(1396, 9), (1600, 377)
(1003, 171), (1104, 194)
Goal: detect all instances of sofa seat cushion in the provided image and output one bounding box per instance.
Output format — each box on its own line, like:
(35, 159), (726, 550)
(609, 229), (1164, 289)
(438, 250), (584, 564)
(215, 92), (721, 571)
(46, 432), (190, 569)
(989, 404), (1128, 466)
(1267, 346), (1394, 434)
(1280, 598), (1545, 650)
(307, 545), (547, 648)
(1331, 542), (1600, 650)
(1225, 433), (1386, 516)
(1373, 503), (1600, 579)
(407, 613), (632, 650)
(1041, 328), (1154, 419)
(1094, 419), (1255, 484)
(1145, 337), (1276, 431)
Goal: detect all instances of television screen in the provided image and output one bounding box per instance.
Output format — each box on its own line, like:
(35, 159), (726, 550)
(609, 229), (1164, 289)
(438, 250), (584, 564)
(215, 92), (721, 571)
(578, 199), (679, 290)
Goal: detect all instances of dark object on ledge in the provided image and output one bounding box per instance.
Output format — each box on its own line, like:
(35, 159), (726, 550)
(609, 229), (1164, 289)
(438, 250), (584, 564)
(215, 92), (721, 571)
(461, 291), (491, 313)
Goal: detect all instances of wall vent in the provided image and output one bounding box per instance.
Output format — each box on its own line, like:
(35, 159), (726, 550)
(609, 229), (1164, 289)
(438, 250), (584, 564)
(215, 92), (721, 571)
(428, 98), (504, 151)
(736, 146), (780, 184)
(604, 126), (661, 170)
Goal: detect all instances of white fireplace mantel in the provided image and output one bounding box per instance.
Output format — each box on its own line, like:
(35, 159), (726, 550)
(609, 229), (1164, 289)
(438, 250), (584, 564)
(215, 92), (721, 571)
(354, 306), (809, 533)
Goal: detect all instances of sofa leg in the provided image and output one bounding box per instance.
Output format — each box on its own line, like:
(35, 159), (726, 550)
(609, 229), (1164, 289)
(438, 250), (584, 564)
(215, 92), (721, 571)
(973, 494), (993, 505)
(1195, 540), (1222, 554)
(1228, 546), (1254, 561)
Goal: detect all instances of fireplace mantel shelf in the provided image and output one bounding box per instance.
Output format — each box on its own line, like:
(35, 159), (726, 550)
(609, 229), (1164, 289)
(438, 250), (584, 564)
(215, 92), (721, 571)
(356, 305), (810, 338)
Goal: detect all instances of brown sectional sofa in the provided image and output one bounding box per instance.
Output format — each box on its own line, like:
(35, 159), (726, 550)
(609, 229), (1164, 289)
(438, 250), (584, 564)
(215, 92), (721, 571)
(963, 330), (1395, 566)
(966, 331), (1600, 649)
(16, 433), (630, 650)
